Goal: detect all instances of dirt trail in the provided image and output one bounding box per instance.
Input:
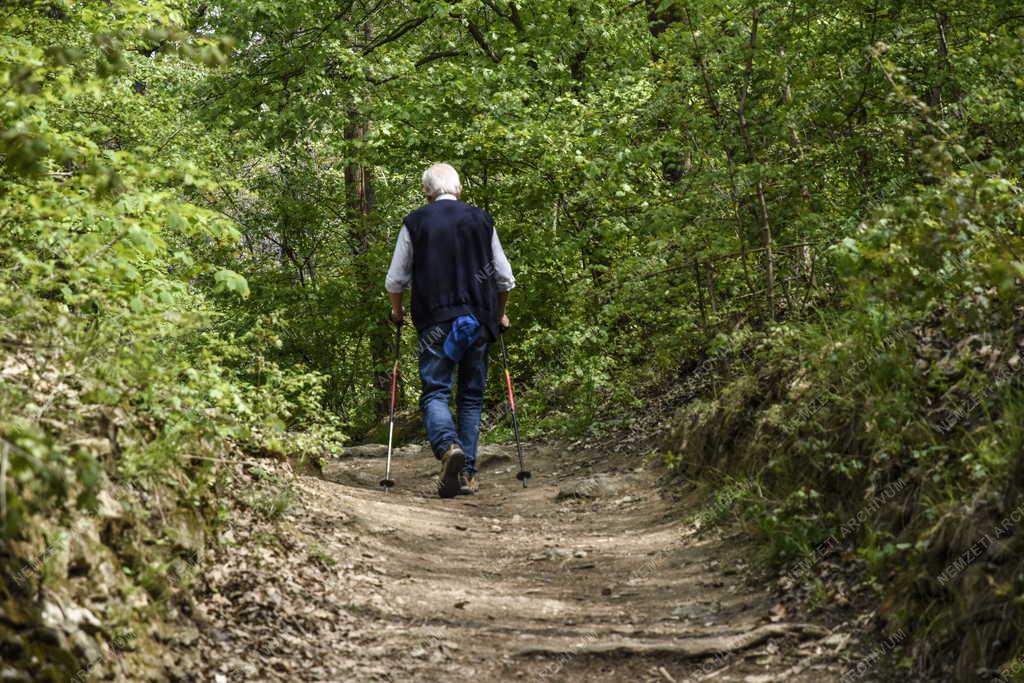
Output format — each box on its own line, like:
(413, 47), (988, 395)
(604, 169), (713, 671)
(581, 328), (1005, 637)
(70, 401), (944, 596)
(174, 443), (860, 682)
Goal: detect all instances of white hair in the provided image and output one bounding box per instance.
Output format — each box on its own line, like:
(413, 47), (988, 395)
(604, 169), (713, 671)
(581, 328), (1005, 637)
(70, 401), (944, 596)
(421, 163), (462, 199)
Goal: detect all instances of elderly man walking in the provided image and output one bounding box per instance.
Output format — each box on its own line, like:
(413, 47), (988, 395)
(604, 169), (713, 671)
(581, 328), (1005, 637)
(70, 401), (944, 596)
(385, 164), (515, 498)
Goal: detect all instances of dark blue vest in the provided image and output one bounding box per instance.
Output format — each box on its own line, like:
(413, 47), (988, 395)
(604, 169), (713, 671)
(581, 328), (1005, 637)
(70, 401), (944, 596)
(404, 200), (499, 342)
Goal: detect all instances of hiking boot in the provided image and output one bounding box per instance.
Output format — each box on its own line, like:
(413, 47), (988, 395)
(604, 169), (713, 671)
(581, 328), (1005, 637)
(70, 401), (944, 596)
(436, 445), (465, 499)
(458, 471), (479, 496)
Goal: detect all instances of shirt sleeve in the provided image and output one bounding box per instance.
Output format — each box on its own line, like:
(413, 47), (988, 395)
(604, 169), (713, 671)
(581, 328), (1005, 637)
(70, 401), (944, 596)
(385, 225), (413, 293)
(492, 229), (516, 291)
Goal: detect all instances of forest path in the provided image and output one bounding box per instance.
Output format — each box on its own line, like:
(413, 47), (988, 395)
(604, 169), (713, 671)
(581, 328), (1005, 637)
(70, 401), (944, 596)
(176, 443), (857, 682)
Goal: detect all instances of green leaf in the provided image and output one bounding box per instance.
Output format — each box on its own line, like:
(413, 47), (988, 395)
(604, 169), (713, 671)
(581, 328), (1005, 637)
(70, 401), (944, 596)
(213, 269), (250, 299)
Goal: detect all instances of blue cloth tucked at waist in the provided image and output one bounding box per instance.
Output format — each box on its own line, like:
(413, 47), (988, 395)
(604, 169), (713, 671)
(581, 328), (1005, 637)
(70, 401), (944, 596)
(443, 315), (482, 362)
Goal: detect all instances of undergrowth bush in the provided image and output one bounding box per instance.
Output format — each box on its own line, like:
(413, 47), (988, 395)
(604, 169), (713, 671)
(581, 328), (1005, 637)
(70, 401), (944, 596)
(1, 4), (343, 676)
(666, 81), (1024, 678)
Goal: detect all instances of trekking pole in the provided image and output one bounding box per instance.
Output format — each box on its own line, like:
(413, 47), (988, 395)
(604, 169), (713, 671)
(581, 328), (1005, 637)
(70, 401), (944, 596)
(380, 320), (402, 493)
(498, 332), (531, 488)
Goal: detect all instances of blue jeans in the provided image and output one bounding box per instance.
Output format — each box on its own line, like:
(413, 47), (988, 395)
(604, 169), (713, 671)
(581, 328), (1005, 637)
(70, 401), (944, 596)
(418, 323), (490, 476)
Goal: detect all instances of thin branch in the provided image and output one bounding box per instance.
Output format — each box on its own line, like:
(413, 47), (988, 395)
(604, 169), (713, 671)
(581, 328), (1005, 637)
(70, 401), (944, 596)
(481, 0), (525, 33)
(480, 0), (510, 20)
(361, 16), (428, 55)
(642, 241), (835, 281)
(451, 14), (501, 62)
(507, 2), (525, 32)
(416, 49), (468, 67)
(367, 50), (470, 85)
(154, 123), (188, 157)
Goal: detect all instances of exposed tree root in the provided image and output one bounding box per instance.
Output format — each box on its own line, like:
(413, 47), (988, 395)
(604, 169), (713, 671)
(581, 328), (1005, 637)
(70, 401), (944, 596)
(514, 622), (830, 659)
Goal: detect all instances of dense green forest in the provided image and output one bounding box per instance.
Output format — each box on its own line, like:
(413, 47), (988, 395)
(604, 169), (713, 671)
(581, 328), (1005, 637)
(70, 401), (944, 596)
(3, 0), (1024, 680)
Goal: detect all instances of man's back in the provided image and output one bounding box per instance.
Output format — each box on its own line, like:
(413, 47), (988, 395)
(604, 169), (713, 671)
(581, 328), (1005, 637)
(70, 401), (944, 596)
(403, 199), (499, 341)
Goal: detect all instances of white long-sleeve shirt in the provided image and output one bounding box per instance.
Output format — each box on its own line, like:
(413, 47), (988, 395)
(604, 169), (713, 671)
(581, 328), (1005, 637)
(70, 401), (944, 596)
(384, 195), (516, 294)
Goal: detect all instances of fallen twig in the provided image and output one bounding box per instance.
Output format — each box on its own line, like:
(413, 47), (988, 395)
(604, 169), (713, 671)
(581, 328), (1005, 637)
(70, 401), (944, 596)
(514, 623), (829, 659)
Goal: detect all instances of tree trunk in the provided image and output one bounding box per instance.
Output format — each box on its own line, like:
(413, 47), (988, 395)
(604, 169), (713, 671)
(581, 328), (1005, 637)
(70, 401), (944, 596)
(347, 21), (391, 419)
(734, 7), (774, 321)
(930, 11), (964, 121)
(684, 5), (757, 304)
